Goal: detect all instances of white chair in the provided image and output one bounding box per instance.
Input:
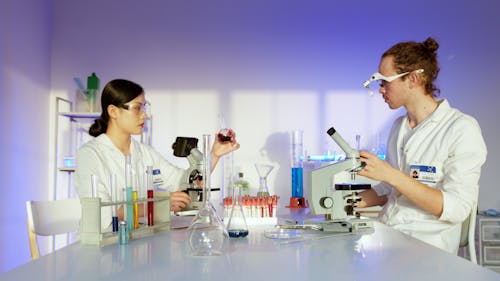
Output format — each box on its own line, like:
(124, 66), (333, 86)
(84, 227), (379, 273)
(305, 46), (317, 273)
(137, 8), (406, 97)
(26, 198), (81, 259)
(458, 202), (478, 264)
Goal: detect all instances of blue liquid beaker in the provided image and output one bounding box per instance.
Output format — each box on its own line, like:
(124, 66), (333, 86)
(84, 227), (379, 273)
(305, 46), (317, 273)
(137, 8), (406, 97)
(291, 167), (303, 198)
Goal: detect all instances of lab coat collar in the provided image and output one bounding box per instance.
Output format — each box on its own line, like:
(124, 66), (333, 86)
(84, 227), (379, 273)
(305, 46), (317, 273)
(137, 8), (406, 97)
(403, 99), (450, 129)
(426, 99), (450, 123)
(94, 134), (137, 155)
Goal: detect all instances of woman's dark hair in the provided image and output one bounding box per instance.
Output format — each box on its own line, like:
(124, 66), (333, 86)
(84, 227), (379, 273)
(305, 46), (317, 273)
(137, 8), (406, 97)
(89, 79), (144, 137)
(382, 37), (440, 97)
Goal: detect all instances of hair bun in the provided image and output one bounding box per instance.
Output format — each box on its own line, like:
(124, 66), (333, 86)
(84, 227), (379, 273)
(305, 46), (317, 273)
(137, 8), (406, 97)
(89, 117), (107, 137)
(423, 37), (439, 53)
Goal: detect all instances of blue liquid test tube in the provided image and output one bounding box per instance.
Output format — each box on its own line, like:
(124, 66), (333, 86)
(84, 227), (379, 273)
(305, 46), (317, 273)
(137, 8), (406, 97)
(125, 155), (134, 230)
(110, 174), (119, 232)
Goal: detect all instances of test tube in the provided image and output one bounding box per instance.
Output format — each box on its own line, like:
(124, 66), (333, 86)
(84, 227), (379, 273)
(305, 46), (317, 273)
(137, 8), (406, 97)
(146, 166), (154, 226)
(133, 168), (142, 229)
(132, 189), (139, 229)
(125, 155), (134, 230)
(110, 174), (118, 232)
(122, 187), (127, 223)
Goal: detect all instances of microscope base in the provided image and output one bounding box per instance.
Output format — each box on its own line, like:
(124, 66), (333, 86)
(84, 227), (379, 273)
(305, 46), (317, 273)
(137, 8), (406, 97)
(304, 217), (373, 233)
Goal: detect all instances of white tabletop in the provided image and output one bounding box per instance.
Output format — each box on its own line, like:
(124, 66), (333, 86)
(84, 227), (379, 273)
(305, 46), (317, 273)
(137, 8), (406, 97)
(2, 214), (498, 281)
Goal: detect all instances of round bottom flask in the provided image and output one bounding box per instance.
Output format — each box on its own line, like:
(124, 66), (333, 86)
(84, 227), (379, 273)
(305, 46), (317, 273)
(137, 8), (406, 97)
(188, 205), (225, 255)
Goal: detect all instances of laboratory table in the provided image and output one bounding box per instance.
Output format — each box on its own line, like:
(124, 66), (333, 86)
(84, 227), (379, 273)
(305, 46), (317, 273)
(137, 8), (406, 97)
(1, 216), (498, 281)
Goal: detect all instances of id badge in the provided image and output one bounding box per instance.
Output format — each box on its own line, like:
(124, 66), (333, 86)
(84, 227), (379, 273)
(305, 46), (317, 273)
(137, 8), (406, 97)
(409, 165), (437, 183)
(152, 169), (164, 188)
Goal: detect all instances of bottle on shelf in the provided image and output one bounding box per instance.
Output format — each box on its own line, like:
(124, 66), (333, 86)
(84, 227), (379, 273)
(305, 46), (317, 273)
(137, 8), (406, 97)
(233, 172), (250, 196)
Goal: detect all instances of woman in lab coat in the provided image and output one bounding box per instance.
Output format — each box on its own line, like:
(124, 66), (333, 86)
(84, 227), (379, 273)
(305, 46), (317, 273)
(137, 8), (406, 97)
(75, 79), (240, 229)
(357, 37), (487, 254)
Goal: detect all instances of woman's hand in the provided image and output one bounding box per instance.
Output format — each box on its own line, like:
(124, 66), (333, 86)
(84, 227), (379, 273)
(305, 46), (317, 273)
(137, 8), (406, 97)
(169, 191), (191, 212)
(212, 129), (240, 159)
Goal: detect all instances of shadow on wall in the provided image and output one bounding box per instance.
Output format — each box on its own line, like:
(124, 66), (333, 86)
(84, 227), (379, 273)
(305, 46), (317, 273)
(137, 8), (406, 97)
(260, 131), (291, 197)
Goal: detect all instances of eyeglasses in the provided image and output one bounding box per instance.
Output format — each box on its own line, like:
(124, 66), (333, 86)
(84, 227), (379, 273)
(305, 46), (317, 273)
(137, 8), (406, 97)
(120, 101), (150, 115)
(363, 69), (424, 92)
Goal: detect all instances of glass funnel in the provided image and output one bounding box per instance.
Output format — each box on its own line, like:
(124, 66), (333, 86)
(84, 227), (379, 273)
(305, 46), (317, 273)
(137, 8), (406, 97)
(255, 163), (274, 197)
(187, 134), (226, 256)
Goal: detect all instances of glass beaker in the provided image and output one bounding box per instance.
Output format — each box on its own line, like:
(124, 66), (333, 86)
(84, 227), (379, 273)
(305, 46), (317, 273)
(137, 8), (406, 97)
(255, 163), (274, 197)
(187, 134), (226, 256)
(226, 181), (249, 238)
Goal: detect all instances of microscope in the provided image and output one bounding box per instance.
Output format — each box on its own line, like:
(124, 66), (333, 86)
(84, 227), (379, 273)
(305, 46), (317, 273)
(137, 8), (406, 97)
(308, 127), (373, 232)
(171, 137), (205, 211)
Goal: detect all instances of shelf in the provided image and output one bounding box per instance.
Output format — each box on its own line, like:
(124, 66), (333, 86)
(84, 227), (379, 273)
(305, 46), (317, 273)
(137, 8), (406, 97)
(58, 112), (100, 118)
(58, 167), (75, 172)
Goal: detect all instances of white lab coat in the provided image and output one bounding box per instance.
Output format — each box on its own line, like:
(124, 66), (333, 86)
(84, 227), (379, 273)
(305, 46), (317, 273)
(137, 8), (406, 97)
(372, 99), (487, 254)
(74, 134), (185, 230)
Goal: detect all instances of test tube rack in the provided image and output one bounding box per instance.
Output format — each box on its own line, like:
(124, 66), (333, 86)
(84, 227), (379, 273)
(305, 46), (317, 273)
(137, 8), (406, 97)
(223, 195), (279, 227)
(79, 191), (170, 246)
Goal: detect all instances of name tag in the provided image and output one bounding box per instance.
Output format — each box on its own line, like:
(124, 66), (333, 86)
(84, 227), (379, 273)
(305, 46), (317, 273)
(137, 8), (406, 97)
(409, 165), (437, 183)
(152, 169), (164, 187)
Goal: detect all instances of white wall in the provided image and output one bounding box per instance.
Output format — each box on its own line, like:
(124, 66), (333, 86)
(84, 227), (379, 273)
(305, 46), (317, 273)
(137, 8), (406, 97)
(0, 0), (52, 272)
(2, 0), (500, 272)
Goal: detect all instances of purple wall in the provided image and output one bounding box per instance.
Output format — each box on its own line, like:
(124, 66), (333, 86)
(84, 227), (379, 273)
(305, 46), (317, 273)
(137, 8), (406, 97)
(2, 0), (499, 272)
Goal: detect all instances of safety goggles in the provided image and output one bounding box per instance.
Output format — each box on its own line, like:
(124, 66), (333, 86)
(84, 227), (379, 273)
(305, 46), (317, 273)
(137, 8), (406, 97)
(363, 69), (424, 94)
(120, 101), (150, 116)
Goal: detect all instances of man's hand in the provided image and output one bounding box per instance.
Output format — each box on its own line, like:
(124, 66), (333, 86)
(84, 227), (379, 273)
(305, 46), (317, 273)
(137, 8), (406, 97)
(357, 150), (396, 184)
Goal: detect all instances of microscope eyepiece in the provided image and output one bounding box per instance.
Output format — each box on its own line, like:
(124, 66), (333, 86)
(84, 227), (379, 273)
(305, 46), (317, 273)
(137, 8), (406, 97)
(172, 137), (198, 157)
(327, 127), (336, 136)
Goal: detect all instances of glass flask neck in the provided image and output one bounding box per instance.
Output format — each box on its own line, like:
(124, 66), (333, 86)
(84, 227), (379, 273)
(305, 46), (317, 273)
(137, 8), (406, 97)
(259, 177), (268, 191)
(232, 185), (242, 205)
(187, 134), (226, 256)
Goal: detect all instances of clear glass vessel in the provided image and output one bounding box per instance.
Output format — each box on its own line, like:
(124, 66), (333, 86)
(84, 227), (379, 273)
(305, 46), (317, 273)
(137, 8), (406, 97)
(226, 181), (249, 238)
(291, 130), (303, 198)
(187, 134), (226, 256)
(255, 163), (274, 197)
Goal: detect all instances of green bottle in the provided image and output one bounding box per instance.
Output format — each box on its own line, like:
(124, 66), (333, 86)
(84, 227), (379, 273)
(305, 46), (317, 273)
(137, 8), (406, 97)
(233, 172), (250, 196)
(86, 72), (100, 112)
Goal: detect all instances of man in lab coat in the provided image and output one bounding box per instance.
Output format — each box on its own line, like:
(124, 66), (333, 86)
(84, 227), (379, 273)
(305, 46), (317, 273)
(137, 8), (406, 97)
(358, 37), (487, 254)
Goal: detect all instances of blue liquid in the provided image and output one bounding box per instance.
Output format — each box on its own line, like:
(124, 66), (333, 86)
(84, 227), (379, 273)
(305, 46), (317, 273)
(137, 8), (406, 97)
(291, 167), (303, 197)
(112, 216), (119, 232)
(228, 229), (249, 238)
(126, 187), (133, 230)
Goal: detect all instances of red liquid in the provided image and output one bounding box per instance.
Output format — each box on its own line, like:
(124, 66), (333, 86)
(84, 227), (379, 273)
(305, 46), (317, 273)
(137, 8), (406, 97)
(217, 128), (234, 142)
(147, 190), (154, 226)
(218, 134), (232, 142)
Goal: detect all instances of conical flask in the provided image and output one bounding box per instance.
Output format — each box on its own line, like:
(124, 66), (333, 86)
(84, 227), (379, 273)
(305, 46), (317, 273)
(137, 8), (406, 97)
(187, 134), (225, 256)
(255, 163), (274, 197)
(226, 182), (249, 238)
